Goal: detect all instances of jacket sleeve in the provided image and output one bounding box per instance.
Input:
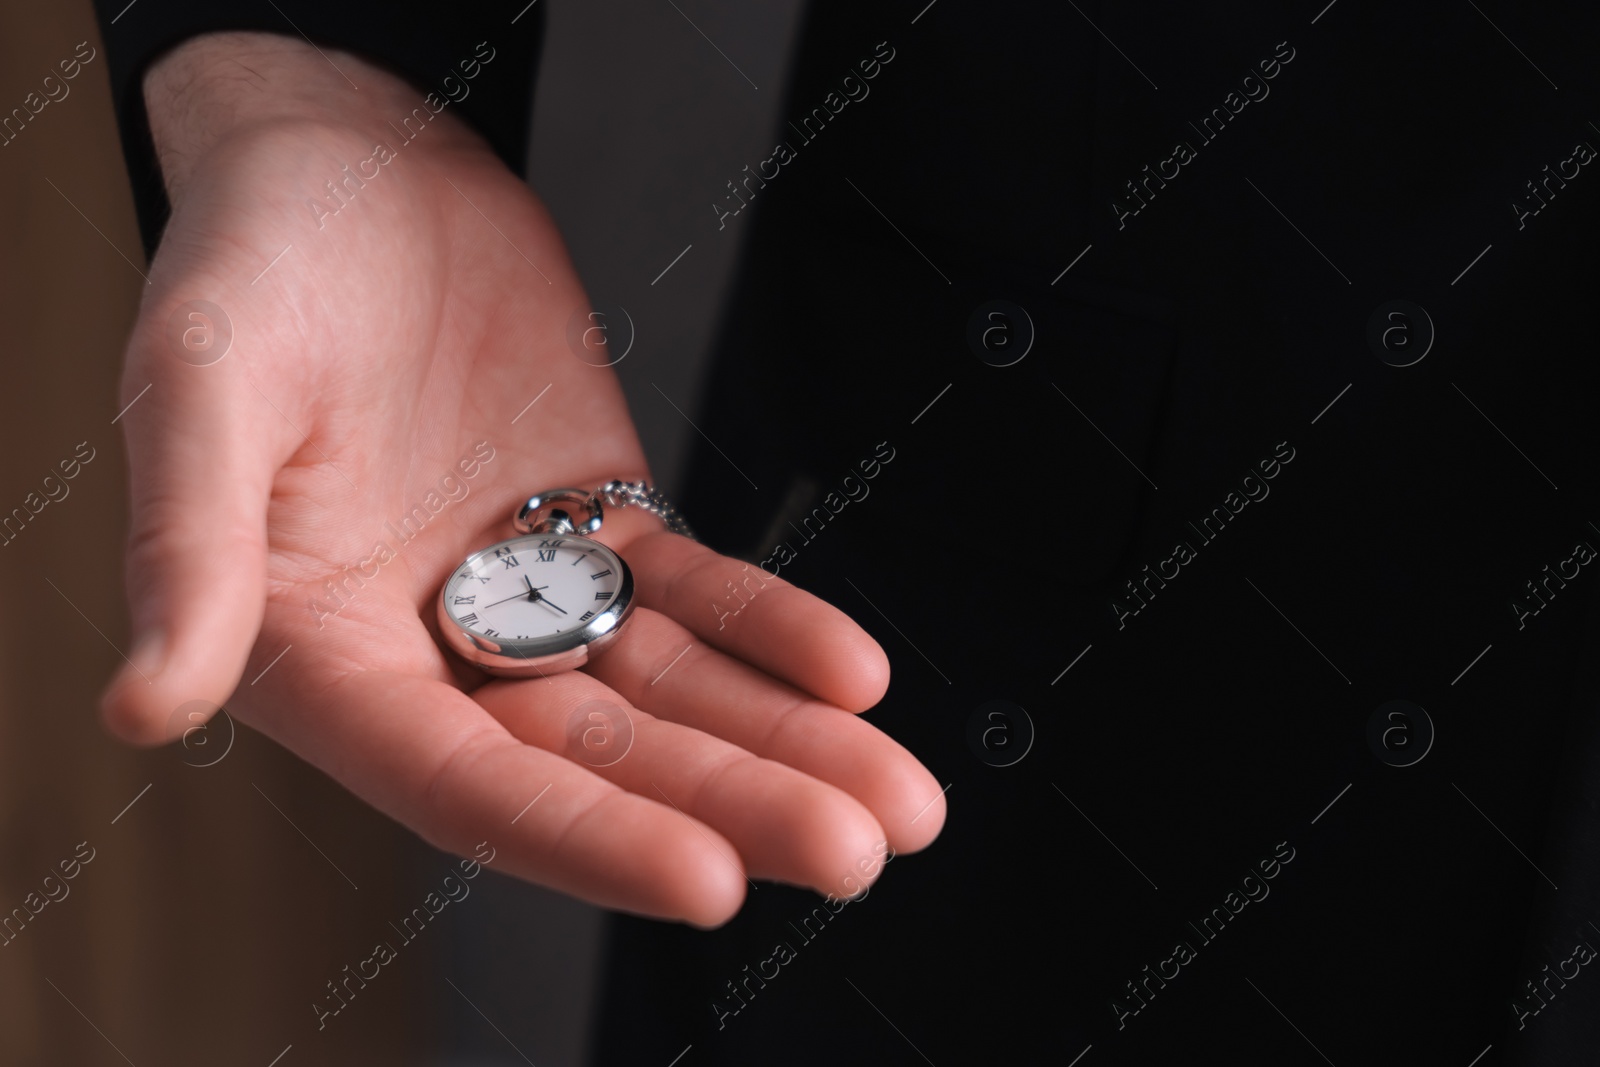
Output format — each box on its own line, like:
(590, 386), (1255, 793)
(88, 0), (547, 257)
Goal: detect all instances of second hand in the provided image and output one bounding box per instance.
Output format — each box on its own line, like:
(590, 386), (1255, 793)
(482, 582), (548, 610)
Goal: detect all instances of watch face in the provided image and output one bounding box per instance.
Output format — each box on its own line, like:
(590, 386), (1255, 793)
(438, 534), (633, 674)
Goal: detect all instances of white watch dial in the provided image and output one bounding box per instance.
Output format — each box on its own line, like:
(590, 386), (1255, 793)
(444, 535), (624, 641)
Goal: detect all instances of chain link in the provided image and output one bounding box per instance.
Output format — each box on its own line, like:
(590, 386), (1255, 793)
(594, 480), (697, 541)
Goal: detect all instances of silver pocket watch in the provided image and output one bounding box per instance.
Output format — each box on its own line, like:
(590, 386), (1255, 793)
(437, 481), (692, 677)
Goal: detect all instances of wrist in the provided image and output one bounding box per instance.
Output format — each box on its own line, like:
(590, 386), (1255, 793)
(143, 32), (480, 200)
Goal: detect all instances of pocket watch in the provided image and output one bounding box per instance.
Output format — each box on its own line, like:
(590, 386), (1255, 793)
(437, 481), (693, 677)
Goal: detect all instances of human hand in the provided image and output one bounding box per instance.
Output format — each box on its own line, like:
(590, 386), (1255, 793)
(100, 33), (944, 926)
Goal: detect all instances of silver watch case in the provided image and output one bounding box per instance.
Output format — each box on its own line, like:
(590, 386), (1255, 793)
(436, 537), (636, 677)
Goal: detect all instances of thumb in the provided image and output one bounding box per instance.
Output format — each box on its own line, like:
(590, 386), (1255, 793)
(100, 311), (286, 745)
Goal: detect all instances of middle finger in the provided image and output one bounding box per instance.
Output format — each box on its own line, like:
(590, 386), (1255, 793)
(472, 668), (888, 897)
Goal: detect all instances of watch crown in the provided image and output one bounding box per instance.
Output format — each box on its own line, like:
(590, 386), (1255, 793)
(539, 508), (578, 536)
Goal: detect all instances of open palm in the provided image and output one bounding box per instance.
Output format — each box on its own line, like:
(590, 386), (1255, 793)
(103, 92), (943, 926)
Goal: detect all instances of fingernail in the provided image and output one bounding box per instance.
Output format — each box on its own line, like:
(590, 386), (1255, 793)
(125, 630), (166, 684)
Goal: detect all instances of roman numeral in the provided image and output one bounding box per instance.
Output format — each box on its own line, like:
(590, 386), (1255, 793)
(594, 590), (613, 602)
(482, 628), (499, 637)
(538, 538), (566, 548)
(591, 568), (613, 581)
(458, 613), (479, 626)
(459, 571), (491, 584)
(536, 549), (556, 562)
(579, 610), (596, 622)
(453, 595), (476, 605)
(501, 554), (520, 569)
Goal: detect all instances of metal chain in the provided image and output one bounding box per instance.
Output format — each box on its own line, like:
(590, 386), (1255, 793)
(594, 480), (697, 541)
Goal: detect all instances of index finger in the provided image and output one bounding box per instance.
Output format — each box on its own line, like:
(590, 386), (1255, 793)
(620, 530), (890, 712)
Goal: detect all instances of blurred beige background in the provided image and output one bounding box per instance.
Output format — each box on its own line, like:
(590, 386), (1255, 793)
(0, 3), (432, 1063)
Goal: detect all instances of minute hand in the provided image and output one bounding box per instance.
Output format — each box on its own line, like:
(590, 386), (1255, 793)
(531, 590), (569, 615)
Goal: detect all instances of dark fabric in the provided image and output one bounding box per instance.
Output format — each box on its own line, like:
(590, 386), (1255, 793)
(89, 0), (546, 257)
(601, 2), (1600, 1065)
